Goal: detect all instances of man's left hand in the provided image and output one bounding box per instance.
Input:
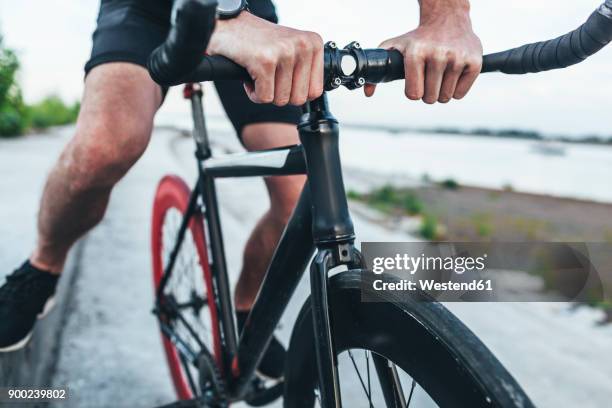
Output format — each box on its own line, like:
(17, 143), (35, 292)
(364, 1), (482, 104)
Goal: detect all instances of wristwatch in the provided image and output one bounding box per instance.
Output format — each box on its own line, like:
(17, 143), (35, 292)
(217, 0), (249, 19)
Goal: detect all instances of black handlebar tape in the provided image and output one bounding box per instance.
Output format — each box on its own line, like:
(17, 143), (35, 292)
(184, 55), (250, 83)
(363, 49), (405, 83)
(482, 0), (612, 74)
(148, 0), (218, 86)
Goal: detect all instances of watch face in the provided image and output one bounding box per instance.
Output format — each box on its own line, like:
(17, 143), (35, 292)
(218, 0), (243, 14)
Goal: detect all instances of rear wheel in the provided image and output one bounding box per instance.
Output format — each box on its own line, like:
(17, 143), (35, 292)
(151, 175), (222, 400)
(284, 271), (534, 408)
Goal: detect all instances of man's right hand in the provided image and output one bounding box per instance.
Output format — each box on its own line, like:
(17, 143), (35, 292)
(207, 11), (324, 106)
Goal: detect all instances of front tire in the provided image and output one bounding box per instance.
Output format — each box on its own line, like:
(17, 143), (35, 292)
(284, 271), (534, 407)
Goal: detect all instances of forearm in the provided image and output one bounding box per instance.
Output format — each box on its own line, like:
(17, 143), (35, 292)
(418, 0), (472, 26)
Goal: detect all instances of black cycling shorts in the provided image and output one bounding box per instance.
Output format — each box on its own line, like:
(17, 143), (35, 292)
(85, 0), (301, 138)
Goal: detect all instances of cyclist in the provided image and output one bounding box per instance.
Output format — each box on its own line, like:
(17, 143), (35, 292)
(0, 0), (482, 381)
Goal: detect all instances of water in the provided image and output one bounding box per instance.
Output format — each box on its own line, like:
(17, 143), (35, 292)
(339, 128), (612, 203)
(156, 112), (612, 204)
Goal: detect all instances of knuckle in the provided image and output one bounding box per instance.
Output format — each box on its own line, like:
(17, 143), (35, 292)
(407, 43), (426, 59)
(431, 49), (448, 65)
(462, 53), (482, 70)
(294, 35), (311, 52)
(309, 31), (323, 47)
(445, 50), (458, 66)
(258, 52), (276, 69)
(278, 42), (294, 60)
(468, 58), (483, 71)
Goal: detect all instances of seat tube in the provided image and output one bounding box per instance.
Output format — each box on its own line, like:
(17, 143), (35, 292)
(299, 93), (355, 407)
(187, 83), (212, 159)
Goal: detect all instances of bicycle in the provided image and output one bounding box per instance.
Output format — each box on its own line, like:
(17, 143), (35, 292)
(147, 0), (612, 406)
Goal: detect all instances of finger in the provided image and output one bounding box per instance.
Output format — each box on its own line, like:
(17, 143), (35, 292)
(273, 53), (295, 106)
(364, 84), (376, 97)
(423, 56), (446, 104)
(453, 65), (480, 99)
(453, 63), (480, 99)
(404, 51), (425, 100)
(438, 62), (463, 103)
(290, 43), (312, 105)
(308, 33), (324, 101)
(249, 58), (275, 104)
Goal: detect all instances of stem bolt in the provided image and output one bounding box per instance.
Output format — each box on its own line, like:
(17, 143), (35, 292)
(357, 77), (365, 86)
(353, 42), (361, 49)
(328, 41), (337, 49)
(332, 77), (342, 87)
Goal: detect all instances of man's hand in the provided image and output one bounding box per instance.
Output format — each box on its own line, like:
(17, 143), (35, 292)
(207, 12), (324, 106)
(364, 0), (482, 104)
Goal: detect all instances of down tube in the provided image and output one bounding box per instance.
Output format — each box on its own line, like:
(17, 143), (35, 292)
(233, 183), (315, 396)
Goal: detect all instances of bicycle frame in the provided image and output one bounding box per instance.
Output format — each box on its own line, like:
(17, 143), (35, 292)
(155, 83), (367, 406)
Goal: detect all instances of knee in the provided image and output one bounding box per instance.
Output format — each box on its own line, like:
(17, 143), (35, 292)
(64, 119), (151, 193)
(267, 175), (306, 223)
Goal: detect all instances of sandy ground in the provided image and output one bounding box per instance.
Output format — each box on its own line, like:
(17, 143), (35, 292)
(1, 125), (611, 407)
(414, 184), (612, 242)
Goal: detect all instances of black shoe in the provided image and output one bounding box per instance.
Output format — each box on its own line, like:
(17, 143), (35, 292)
(0, 261), (58, 352)
(236, 311), (286, 381)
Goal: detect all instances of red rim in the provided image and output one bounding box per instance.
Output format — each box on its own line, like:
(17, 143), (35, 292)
(151, 175), (222, 400)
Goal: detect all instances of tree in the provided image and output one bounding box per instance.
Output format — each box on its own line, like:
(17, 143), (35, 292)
(0, 34), (28, 137)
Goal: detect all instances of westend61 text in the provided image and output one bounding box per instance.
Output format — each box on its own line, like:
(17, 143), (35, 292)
(373, 279), (493, 292)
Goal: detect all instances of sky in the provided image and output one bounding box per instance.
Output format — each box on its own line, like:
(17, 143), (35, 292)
(0, 0), (610, 137)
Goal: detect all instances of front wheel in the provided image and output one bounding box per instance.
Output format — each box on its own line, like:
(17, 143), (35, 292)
(284, 271), (534, 407)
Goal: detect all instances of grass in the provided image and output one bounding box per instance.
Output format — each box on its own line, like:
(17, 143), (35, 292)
(0, 94), (80, 138)
(348, 184), (443, 239)
(350, 184), (425, 216)
(472, 213), (493, 238)
(419, 213), (440, 240)
(28, 95), (79, 129)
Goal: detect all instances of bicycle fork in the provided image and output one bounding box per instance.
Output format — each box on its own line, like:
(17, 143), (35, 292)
(299, 94), (363, 407)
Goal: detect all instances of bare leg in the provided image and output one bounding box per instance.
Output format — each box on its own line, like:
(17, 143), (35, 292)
(30, 63), (162, 274)
(234, 123), (306, 312)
